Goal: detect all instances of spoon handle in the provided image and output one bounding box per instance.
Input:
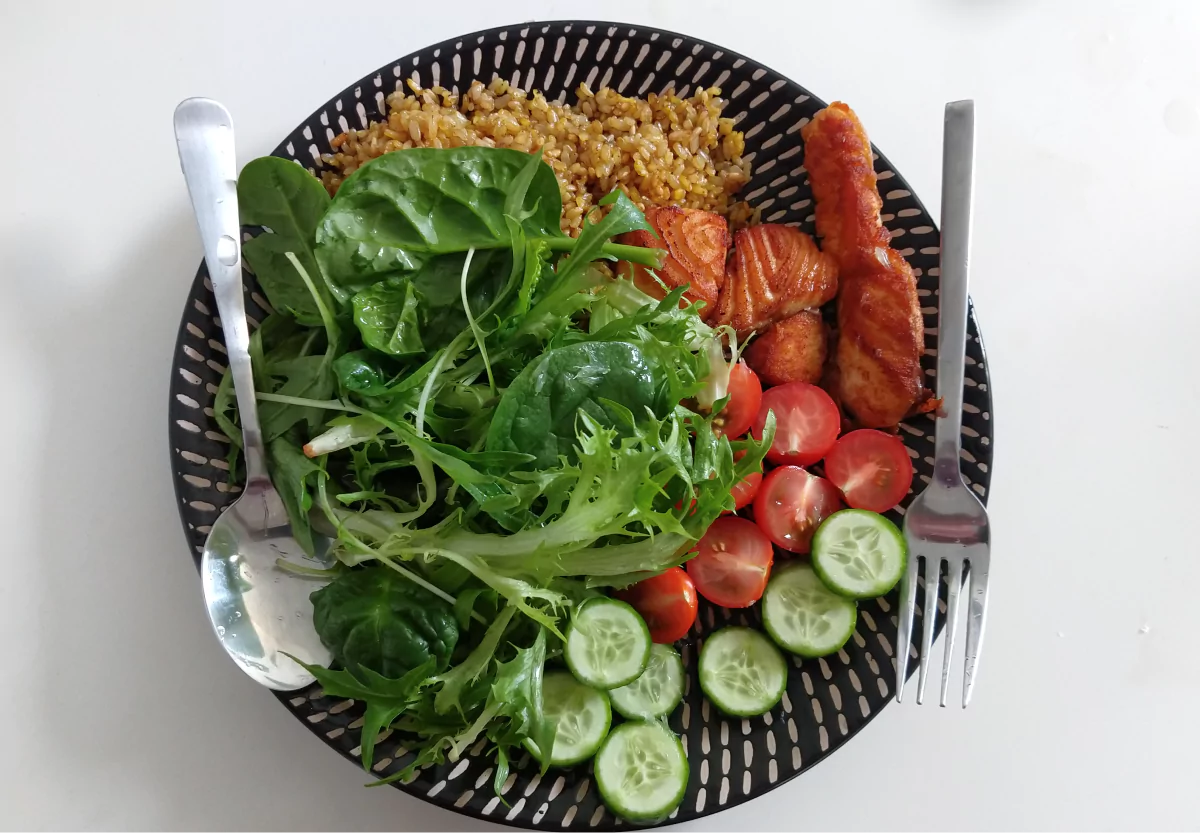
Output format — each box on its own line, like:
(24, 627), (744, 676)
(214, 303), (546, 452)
(174, 98), (267, 483)
(933, 99), (975, 486)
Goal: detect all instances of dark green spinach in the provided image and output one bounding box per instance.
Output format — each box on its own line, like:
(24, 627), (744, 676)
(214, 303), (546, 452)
(486, 341), (670, 469)
(310, 564), (459, 679)
(238, 157), (335, 323)
(352, 281), (425, 356)
(315, 147), (564, 289)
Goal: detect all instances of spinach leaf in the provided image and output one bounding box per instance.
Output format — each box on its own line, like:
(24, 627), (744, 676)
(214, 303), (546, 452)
(238, 157), (334, 323)
(486, 341), (670, 468)
(316, 147), (563, 289)
(352, 281), (424, 356)
(266, 435), (326, 556)
(333, 350), (393, 395)
(343, 248), (511, 357)
(310, 564), (459, 679)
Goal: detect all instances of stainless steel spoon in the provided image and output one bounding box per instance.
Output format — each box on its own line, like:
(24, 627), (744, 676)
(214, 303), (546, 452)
(174, 98), (332, 690)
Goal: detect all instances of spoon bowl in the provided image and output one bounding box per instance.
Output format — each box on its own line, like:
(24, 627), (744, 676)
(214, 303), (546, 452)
(200, 473), (333, 690)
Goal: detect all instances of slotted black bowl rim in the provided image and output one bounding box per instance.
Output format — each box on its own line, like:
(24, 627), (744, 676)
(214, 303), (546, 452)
(167, 19), (994, 831)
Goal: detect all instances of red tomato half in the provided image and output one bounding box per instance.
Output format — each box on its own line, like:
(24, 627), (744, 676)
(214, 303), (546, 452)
(687, 516), (774, 608)
(615, 567), (699, 644)
(824, 429), (914, 513)
(751, 382), (841, 466)
(727, 449), (762, 513)
(730, 470), (762, 511)
(753, 466), (844, 554)
(713, 362), (763, 439)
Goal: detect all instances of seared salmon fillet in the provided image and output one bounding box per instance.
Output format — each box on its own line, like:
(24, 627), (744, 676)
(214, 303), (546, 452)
(802, 102), (930, 427)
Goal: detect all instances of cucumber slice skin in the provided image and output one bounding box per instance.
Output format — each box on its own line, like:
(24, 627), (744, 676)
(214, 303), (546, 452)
(812, 509), (908, 600)
(698, 627), (788, 718)
(525, 671), (612, 767)
(594, 721), (689, 823)
(609, 644), (685, 720)
(565, 598), (652, 690)
(762, 564), (857, 658)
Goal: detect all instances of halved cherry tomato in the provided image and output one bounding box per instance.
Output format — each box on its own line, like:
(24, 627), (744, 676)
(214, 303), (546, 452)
(713, 362), (762, 438)
(615, 567), (699, 644)
(753, 466), (844, 554)
(687, 516), (774, 608)
(751, 382), (840, 466)
(727, 449), (762, 513)
(730, 470), (762, 512)
(824, 429), (914, 512)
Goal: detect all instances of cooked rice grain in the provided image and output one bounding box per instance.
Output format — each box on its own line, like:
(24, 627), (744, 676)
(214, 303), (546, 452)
(322, 78), (752, 236)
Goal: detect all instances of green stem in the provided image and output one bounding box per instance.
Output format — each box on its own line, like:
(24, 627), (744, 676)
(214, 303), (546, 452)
(543, 237), (664, 269)
(373, 556), (486, 624)
(256, 392), (360, 411)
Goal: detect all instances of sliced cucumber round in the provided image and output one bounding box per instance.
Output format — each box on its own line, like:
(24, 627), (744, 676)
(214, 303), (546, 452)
(595, 721), (689, 822)
(698, 626), (787, 717)
(762, 564), (857, 657)
(524, 671), (611, 767)
(812, 509), (907, 599)
(565, 597), (651, 689)
(609, 644), (684, 720)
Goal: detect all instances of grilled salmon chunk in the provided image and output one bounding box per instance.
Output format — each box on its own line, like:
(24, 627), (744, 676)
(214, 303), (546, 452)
(712, 224), (838, 337)
(619, 206), (730, 317)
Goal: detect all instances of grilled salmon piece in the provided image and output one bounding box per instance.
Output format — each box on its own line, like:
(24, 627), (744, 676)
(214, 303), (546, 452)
(712, 224), (838, 337)
(801, 102), (931, 427)
(744, 310), (828, 386)
(619, 206), (730, 317)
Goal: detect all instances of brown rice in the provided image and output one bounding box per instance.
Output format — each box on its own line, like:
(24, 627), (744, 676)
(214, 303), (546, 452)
(322, 78), (753, 236)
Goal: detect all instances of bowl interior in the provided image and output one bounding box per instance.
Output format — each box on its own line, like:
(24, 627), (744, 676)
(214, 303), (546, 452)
(167, 20), (994, 830)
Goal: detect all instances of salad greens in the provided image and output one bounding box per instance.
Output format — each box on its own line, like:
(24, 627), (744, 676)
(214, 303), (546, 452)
(224, 145), (772, 788)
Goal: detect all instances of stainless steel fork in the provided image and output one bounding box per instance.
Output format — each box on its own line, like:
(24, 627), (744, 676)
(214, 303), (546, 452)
(895, 100), (991, 708)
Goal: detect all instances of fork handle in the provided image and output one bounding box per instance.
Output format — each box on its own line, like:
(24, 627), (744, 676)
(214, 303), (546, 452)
(932, 100), (975, 486)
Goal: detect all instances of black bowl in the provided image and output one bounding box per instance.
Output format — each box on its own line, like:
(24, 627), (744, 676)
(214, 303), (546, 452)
(168, 19), (994, 830)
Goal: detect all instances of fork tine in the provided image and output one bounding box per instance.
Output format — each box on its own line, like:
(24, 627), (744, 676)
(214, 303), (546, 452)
(915, 555), (941, 704)
(962, 553), (990, 707)
(938, 558), (965, 707)
(894, 548), (921, 702)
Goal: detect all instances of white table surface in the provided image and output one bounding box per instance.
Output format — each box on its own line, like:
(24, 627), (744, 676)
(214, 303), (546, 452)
(3, 0), (1198, 829)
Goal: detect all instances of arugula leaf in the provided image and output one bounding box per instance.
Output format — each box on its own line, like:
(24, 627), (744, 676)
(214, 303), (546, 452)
(291, 655), (436, 771)
(266, 435), (326, 556)
(213, 368), (242, 478)
(550, 189), (654, 286)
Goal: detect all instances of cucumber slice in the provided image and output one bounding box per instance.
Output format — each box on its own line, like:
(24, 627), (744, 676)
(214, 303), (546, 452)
(762, 564), (857, 657)
(811, 509), (907, 599)
(595, 721), (689, 822)
(698, 627), (787, 717)
(565, 597), (651, 689)
(609, 644), (685, 720)
(524, 671), (611, 767)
